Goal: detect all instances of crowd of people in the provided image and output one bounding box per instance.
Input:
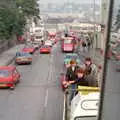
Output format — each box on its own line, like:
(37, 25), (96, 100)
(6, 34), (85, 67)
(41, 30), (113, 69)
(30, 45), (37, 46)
(63, 57), (98, 104)
(76, 35), (93, 52)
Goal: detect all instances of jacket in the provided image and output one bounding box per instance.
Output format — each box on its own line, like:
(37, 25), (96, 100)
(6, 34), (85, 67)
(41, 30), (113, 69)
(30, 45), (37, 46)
(76, 76), (89, 86)
(66, 66), (79, 81)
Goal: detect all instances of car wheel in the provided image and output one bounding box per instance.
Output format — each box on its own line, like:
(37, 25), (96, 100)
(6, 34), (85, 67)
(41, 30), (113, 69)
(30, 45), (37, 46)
(10, 84), (15, 90)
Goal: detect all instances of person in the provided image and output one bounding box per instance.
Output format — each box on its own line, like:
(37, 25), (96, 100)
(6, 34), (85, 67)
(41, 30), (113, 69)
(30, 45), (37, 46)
(66, 68), (87, 104)
(41, 40), (44, 46)
(84, 57), (92, 75)
(65, 60), (80, 83)
(76, 69), (89, 86)
(82, 40), (87, 52)
(86, 38), (91, 51)
(83, 57), (98, 86)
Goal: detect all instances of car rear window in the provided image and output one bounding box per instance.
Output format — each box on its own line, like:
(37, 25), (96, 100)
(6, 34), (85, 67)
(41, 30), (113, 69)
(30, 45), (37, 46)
(16, 52), (30, 57)
(41, 46), (49, 48)
(64, 39), (72, 44)
(0, 70), (10, 77)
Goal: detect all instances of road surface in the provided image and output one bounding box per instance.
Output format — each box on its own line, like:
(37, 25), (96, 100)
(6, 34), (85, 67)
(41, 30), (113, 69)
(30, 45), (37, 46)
(0, 42), (64, 120)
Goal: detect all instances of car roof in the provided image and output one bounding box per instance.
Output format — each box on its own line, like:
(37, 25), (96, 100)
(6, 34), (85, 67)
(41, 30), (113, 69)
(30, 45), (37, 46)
(16, 51), (30, 54)
(0, 66), (15, 70)
(66, 53), (77, 56)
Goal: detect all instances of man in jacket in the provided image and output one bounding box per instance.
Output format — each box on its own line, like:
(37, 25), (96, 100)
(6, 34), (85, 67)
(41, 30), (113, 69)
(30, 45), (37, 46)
(66, 60), (80, 83)
(66, 68), (87, 104)
(65, 60), (80, 104)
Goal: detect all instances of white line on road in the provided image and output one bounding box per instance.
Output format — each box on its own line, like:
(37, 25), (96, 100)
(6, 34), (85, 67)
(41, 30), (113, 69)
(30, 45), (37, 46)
(63, 94), (66, 120)
(44, 89), (48, 107)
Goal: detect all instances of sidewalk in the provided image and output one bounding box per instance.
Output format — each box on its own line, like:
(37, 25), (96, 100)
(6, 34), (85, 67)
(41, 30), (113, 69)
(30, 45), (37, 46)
(0, 44), (25, 66)
(77, 48), (104, 67)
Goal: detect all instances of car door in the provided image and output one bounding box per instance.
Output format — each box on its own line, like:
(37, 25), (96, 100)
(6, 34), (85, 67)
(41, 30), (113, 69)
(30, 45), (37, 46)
(12, 68), (20, 83)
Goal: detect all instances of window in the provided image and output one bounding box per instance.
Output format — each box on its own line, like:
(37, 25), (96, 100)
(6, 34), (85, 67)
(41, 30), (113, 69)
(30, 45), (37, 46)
(64, 39), (72, 44)
(35, 36), (42, 39)
(0, 70), (10, 77)
(17, 52), (30, 57)
(74, 116), (97, 120)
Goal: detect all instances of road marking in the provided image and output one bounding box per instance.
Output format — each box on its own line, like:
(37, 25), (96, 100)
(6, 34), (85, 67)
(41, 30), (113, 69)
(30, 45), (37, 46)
(44, 89), (48, 107)
(63, 94), (66, 120)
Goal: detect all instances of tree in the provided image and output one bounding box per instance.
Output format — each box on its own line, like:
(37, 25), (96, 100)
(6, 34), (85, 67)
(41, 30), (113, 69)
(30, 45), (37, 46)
(16, 0), (40, 18)
(0, 0), (40, 39)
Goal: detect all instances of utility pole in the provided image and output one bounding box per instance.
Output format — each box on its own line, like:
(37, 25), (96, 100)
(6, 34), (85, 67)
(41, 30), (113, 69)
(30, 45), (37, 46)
(100, 0), (108, 55)
(92, 0), (96, 59)
(98, 0), (116, 120)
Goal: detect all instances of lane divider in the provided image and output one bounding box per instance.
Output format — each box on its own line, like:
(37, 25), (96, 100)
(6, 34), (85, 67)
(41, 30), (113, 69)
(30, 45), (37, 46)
(63, 93), (66, 120)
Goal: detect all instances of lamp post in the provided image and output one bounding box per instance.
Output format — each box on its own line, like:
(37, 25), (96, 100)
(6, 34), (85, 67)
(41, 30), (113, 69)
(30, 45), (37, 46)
(92, 0), (96, 60)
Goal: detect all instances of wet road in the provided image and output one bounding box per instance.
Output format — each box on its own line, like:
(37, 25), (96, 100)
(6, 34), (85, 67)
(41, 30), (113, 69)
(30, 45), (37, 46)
(0, 43), (64, 120)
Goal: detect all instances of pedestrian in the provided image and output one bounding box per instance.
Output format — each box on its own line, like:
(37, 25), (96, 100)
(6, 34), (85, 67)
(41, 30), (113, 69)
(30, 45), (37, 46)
(86, 38), (91, 51)
(68, 68), (87, 104)
(65, 60), (80, 82)
(65, 60), (80, 104)
(83, 57), (98, 86)
(82, 40), (87, 52)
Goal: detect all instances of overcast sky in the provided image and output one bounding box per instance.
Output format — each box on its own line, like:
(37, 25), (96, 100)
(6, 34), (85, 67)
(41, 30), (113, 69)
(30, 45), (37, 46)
(39, 0), (100, 4)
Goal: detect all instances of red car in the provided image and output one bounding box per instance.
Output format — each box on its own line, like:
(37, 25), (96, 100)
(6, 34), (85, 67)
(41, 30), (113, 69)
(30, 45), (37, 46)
(22, 47), (35, 54)
(0, 66), (20, 90)
(40, 45), (51, 54)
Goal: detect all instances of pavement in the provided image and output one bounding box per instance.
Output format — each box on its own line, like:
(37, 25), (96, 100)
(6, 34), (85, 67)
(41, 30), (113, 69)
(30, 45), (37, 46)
(0, 44), (25, 66)
(0, 42), (64, 120)
(77, 47), (104, 66)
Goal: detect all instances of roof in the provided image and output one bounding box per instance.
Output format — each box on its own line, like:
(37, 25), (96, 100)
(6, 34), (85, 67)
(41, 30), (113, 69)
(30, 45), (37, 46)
(0, 66), (15, 70)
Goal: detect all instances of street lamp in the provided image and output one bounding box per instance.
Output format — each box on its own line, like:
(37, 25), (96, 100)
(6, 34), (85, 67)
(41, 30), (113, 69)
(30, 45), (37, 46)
(92, 0), (96, 60)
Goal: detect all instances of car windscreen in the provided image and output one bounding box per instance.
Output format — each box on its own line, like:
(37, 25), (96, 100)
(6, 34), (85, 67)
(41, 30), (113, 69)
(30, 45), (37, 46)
(16, 52), (30, 57)
(74, 116), (97, 120)
(0, 70), (10, 77)
(64, 39), (72, 44)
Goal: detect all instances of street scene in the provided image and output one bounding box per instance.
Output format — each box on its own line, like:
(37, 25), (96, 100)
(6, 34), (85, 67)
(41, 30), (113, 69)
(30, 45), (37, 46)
(0, 0), (120, 120)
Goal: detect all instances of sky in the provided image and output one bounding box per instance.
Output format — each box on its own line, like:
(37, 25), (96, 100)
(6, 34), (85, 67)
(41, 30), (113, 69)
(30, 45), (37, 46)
(39, 0), (100, 4)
